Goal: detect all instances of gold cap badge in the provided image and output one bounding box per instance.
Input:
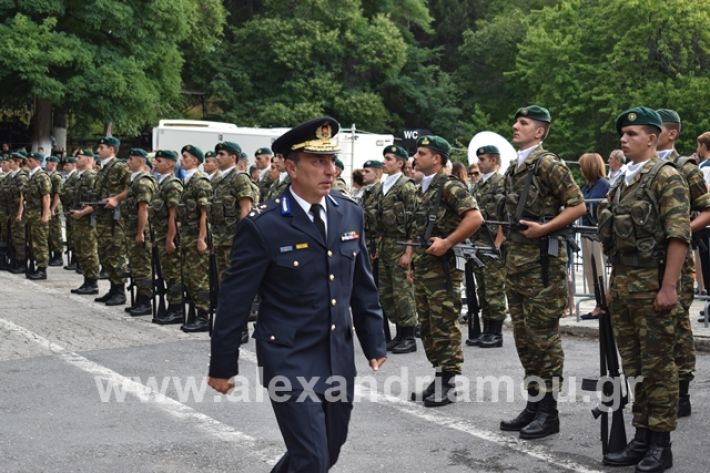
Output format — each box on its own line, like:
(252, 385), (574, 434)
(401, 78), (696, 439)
(421, 137), (430, 145)
(628, 112), (637, 121)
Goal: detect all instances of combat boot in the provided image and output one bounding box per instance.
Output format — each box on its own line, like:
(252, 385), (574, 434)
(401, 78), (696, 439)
(95, 283), (116, 303)
(479, 320), (503, 348)
(386, 324), (402, 351)
(104, 285), (126, 306)
(98, 266), (108, 279)
(465, 319), (488, 347)
(604, 427), (650, 466)
(635, 431), (672, 472)
(181, 310), (209, 333)
(72, 278), (99, 295)
(9, 263), (26, 274)
(410, 372), (442, 401)
(27, 267), (47, 280)
(128, 295), (152, 316)
(391, 326), (417, 354)
(519, 392), (560, 439)
(501, 389), (540, 431)
(152, 303), (184, 325)
(677, 379), (691, 417)
(48, 251), (63, 267)
(423, 371), (457, 407)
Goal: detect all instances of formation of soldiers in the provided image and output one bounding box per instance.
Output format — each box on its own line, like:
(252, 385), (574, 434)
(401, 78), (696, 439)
(2, 104), (708, 473)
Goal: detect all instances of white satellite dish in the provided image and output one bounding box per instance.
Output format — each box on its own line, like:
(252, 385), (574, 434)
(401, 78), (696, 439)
(467, 131), (517, 174)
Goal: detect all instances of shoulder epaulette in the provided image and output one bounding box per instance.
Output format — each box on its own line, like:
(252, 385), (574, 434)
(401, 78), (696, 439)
(329, 189), (356, 204)
(247, 201), (275, 219)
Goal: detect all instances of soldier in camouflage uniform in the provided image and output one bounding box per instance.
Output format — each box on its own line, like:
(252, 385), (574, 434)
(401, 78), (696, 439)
(118, 149), (158, 316)
(404, 135), (482, 407)
(0, 156), (9, 269)
(254, 147), (274, 202)
(375, 145), (418, 354)
(59, 155), (79, 270)
(499, 106), (586, 439)
(333, 158), (349, 194)
(90, 137), (130, 305)
(150, 150), (184, 324)
(237, 151), (249, 173)
(360, 160), (383, 256)
(68, 149), (101, 294)
(467, 145), (507, 349)
(265, 153), (290, 201)
(655, 108), (710, 419)
(45, 155), (64, 266)
(177, 145), (213, 333)
(599, 107), (690, 471)
(203, 150), (218, 181)
(6, 152), (29, 273)
(24, 152), (52, 280)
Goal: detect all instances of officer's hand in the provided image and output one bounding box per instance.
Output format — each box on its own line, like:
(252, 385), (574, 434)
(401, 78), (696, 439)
(654, 285), (678, 312)
(208, 377), (234, 394)
(135, 233), (144, 246)
(166, 239), (176, 255)
(104, 197), (118, 209)
(369, 357), (386, 371)
(425, 237), (451, 257)
(196, 238), (207, 254)
(519, 219), (546, 239)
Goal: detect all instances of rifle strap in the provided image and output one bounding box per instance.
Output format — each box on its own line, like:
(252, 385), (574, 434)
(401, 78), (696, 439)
(422, 175), (447, 245)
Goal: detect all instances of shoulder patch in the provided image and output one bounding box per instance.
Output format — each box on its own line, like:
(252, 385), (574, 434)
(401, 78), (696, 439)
(248, 201), (276, 219)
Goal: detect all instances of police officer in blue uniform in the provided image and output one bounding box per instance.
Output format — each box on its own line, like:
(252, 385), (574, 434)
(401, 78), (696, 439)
(208, 116), (387, 473)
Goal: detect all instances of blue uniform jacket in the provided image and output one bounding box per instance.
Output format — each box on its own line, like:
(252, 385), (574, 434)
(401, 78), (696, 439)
(209, 188), (387, 396)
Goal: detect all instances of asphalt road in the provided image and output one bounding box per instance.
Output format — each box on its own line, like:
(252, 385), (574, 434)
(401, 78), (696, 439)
(1, 267), (708, 473)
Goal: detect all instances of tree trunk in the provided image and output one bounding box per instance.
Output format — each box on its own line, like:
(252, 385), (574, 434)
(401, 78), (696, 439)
(52, 108), (68, 155)
(32, 97), (53, 155)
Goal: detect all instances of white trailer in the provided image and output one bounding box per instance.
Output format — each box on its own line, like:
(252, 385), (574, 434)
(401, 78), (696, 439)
(336, 127), (395, 186)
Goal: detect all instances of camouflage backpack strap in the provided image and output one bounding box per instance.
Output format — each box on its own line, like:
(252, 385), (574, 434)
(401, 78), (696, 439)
(512, 152), (555, 222)
(422, 174), (455, 245)
(636, 160), (675, 208)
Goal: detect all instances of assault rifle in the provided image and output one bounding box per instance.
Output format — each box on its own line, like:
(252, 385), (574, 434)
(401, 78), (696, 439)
(581, 254), (628, 456)
(151, 231), (167, 320)
(80, 200), (121, 236)
(397, 241), (499, 268)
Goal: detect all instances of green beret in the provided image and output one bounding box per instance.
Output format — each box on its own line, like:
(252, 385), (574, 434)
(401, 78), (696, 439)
(204, 151), (216, 159)
(10, 151), (27, 161)
(656, 108), (681, 125)
(615, 106), (662, 135)
(76, 148), (94, 157)
(155, 149), (178, 161)
(46, 155), (60, 163)
(145, 158), (153, 170)
(97, 136), (121, 148)
(129, 148), (148, 159)
(476, 145), (500, 156)
(363, 160), (383, 169)
(383, 144), (409, 160)
(334, 159), (344, 170)
(181, 144), (204, 163)
(216, 141), (242, 156)
(64, 156), (76, 164)
(272, 117), (341, 157)
(239, 151), (248, 161)
(255, 147), (274, 156)
(416, 135), (451, 157)
(515, 105), (551, 124)
(28, 152), (44, 161)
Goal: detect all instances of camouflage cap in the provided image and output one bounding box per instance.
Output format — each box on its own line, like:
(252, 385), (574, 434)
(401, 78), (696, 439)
(272, 117), (341, 157)
(476, 145), (500, 156)
(656, 108), (681, 125)
(255, 147), (273, 156)
(155, 149), (178, 161)
(97, 136), (121, 148)
(416, 135), (451, 157)
(215, 141), (242, 156)
(515, 105), (551, 123)
(363, 160), (383, 169)
(129, 148), (148, 158)
(383, 144), (409, 160)
(181, 144), (204, 163)
(615, 106), (662, 135)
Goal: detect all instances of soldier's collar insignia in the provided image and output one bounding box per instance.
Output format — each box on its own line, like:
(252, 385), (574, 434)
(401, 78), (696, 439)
(628, 112), (637, 121)
(340, 231), (359, 241)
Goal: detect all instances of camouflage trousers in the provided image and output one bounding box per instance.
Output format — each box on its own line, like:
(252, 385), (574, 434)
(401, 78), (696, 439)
(65, 217), (74, 253)
(25, 214), (49, 269)
(213, 237), (234, 284)
(674, 254), (696, 381)
(609, 266), (679, 432)
(180, 232), (210, 311)
(124, 224), (152, 298)
(413, 254), (464, 375)
(154, 234), (182, 305)
(378, 239), (417, 328)
(73, 217), (99, 280)
(0, 211), (7, 254)
(506, 261), (566, 394)
(95, 217), (127, 285)
(472, 254), (507, 322)
(11, 217), (25, 262)
(49, 211), (63, 253)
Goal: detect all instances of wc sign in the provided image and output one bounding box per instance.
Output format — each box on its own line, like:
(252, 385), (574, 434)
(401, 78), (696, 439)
(401, 128), (431, 154)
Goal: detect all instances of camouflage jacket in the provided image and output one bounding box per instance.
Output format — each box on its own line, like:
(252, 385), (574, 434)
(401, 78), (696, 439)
(74, 170), (97, 223)
(178, 170), (212, 231)
(0, 172), (8, 215)
(93, 157), (130, 221)
(24, 168), (51, 216)
(377, 174), (417, 241)
(333, 176), (349, 194)
(150, 174), (183, 237)
(122, 172), (157, 229)
(5, 169), (28, 215)
(210, 168), (257, 237)
(257, 169), (274, 202)
(60, 171), (80, 210)
(503, 145), (583, 270)
(49, 170), (63, 197)
(265, 174), (290, 201)
(472, 172), (505, 246)
(360, 182), (382, 251)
